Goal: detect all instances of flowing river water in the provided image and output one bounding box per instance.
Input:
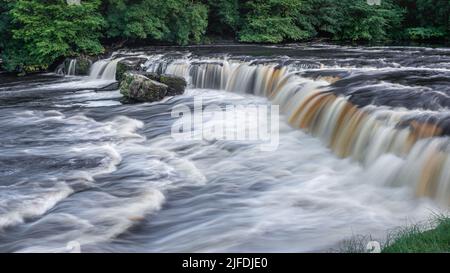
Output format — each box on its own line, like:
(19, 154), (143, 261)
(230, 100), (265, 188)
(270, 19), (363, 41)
(0, 44), (449, 252)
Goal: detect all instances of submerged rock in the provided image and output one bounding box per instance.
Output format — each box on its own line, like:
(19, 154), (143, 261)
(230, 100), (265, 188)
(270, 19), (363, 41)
(159, 74), (187, 96)
(120, 73), (169, 102)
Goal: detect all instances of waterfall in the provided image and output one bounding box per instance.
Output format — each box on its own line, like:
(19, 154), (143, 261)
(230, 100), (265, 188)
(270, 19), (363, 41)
(147, 57), (450, 204)
(89, 60), (108, 79)
(89, 59), (120, 80)
(101, 59), (120, 80)
(67, 59), (77, 76)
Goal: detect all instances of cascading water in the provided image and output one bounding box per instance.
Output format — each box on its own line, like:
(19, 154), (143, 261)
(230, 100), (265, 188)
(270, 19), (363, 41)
(0, 44), (449, 252)
(146, 55), (450, 205)
(67, 59), (77, 76)
(89, 58), (121, 80)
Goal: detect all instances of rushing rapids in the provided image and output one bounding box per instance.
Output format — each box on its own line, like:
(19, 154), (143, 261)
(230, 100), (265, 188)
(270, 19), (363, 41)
(89, 57), (121, 80)
(0, 44), (449, 252)
(139, 48), (450, 204)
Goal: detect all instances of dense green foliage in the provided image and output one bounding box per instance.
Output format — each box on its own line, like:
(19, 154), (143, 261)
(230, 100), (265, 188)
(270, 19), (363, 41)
(295, 0), (340, 38)
(238, 0), (308, 43)
(103, 0), (208, 45)
(1, 0), (104, 72)
(334, 0), (405, 41)
(0, 0), (449, 72)
(398, 0), (450, 40)
(0, 1), (12, 50)
(206, 0), (240, 36)
(238, 0), (406, 42)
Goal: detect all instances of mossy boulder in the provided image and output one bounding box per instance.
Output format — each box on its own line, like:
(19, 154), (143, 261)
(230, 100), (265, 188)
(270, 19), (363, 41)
(138, 72), (186, 96)
(142, 72), (161, 82)
(159, 74), (187, 96)
(120, 73), (169, 102)
(116, 62), (133, 83)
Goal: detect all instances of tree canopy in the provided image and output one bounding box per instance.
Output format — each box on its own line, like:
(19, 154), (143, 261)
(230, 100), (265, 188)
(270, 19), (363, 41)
(0, 0), (449, 72)
(103, 0), (208, 45)
(1, 0), (104, 72)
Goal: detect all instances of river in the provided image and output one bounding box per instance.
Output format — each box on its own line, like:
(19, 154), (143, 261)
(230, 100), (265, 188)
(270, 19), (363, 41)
(0, 44), (448, 252)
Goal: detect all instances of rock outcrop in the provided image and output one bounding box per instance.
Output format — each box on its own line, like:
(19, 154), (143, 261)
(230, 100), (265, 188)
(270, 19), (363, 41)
(120, 73), (169, 102)
(159, 74), (187, 96)
(120, 72), (187, 103)
(141, 72), (187, 96)
(116, 57), (148, 83)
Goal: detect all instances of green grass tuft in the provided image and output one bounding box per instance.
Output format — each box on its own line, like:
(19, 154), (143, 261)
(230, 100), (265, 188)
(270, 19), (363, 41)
(382, 215), (450, 253)
(335, 213), (450, 253)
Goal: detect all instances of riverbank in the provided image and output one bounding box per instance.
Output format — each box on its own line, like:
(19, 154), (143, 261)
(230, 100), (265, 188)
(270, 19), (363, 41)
(2, 1), (449, 75)
(338, 216), (450, 253)
(382, 216), (450, 253)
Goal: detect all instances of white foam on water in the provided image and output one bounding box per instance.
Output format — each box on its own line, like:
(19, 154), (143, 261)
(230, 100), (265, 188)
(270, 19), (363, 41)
(114, 89), (441, 252)
(16, 189), (165, 253)
(0, 105), (213, 252)
(0, 182), (74, 230)
(2, 45), (450, 252)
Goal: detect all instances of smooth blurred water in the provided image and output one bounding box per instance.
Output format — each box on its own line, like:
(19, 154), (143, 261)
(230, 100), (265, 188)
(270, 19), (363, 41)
(0, 44), (447, 252)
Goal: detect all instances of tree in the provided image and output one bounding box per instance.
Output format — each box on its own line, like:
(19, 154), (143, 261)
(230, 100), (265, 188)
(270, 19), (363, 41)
(238, 0), (310, 43)
(2, 0), (449, 73)
(0, 0), (13, 51)
(334, 0), (405, 42)
(296, 0), (341, 38)
(205, 0), (240, 37)
(104, 0), (208, 45)
(396, 0), (450, 41)
(2, 0), (104, 72)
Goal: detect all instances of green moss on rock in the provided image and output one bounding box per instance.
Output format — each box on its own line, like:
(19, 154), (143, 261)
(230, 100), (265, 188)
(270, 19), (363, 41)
(120, 72), (169, 102)
(159, 74), (187, 96)
(116, 62), (132, 83)
(142, 72), (160, 82)
(116, 58), (148, 83)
